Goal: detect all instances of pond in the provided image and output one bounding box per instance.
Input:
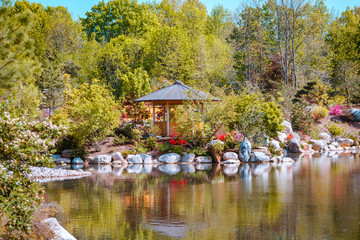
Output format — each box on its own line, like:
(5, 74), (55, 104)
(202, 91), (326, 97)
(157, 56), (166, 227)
(43, 152), (360, 240)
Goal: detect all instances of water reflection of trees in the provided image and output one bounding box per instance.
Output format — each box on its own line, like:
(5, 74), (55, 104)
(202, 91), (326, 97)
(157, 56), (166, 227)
(44, 153), (360, 239)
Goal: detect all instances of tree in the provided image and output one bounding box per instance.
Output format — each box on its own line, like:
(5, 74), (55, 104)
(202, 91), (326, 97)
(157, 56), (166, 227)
(81, 0), (159, 42)
(0, 3), (36, 88)
(51, 80), (121, 148)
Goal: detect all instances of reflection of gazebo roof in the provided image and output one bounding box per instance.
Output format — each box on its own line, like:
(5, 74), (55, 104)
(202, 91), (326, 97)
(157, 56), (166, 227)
(134, 80), (220, 103)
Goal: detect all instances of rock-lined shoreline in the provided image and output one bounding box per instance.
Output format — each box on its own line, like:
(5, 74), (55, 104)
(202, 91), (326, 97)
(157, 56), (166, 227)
(27, 166), (91, 180)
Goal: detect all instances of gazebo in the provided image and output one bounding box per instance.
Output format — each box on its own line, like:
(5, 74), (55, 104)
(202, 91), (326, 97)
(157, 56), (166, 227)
(134, 80), (220, 136)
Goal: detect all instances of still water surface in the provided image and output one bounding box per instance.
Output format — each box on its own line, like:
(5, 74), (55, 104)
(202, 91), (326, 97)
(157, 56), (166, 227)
(44, 152), (360, 239)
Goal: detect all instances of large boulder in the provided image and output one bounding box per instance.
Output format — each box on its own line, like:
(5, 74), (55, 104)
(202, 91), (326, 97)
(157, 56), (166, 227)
(270, 139), (281, 151)
(335, 138), (354, 147)
(40, 218), (76, 240)
(300, 142), (310, 152)
(158, 153), (181, 164)
(71, 157), (84, 164)
(159, 164), (181, 175)
(319, 133), (332, 143)
(139, 154), (153, 164)
(222, 152), (239, 161)
(61, 150), (72, 158)
(182, 153), (195, 163)
(90, 155), (112, 164)
(287, 138), (301, 153)
(55, 158), (71, 164)
(310, 139), (328, 152)
(112, 152), (124, 161)
(348, 108), (360, 122)
(239, 138), (252, 162)
(195, 156), (212, 163)
(278, 132), (287, 143)
(281, 120), (293, 134)
(250, 152), (270, 162)
(128, 155), (143, 164)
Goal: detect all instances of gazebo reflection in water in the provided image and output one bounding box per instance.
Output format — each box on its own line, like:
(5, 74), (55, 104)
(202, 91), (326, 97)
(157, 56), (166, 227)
(134, 81), (221, 137)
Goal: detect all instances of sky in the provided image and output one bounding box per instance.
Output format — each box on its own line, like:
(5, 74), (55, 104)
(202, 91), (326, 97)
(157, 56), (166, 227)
(28, 0), (359, 20)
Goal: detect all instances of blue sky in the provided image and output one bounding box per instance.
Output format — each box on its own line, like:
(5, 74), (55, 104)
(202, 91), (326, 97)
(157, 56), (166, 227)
(29, 0), (359, 19)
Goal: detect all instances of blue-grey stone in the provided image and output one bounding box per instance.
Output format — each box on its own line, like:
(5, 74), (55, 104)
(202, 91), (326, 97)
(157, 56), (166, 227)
(158, 153), (181, 164)
(128, 155), (143, 164)
(250, 152), (270, 162)
(51, 154), (62, 160)
(288, 138), (301, 153)
(348, 109), (360, 122)
(90, 155), (112, 164)
(182, 153), (195, 162)
(71, 157), (84, 164)
(239, 138), (252, 162)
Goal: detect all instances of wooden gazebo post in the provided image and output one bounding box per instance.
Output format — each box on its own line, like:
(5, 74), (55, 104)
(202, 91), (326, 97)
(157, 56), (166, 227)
(166, 101), (170, 136)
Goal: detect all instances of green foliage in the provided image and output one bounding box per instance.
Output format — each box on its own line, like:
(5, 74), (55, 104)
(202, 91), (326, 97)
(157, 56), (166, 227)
(326, 122), (343, 137)
(293, 81), (329, 105)
(133, 141), (148, 154)
(51, 80), (121, 150)
(0, 104), (65, 232)
(188, 146), (210, 156)
(121, 150), (135, 158)
(146, 136), (157, 150)
(113, 134), (128, 146)
(268, 144), (282, 156)
(312, 105), (329, 120)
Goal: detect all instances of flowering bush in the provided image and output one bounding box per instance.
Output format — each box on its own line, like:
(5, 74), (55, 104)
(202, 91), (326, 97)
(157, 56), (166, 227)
(0, 104), (66, 233)
(312, 106), (328, 120)
(169, 133), (187, 146)
(329, 105), (342, 116)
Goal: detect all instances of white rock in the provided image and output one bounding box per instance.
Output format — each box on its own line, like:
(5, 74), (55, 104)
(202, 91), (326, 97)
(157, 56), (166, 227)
(250, 152), (270, 162)
(319, 133), (332, 143)
(278, 132), (287, 143)
(281, 120), (293, 134)
(222, 152), (239, 160)
(112, 152), (124, 161)
(40, 218), (76, 240)
(128, 155), (143, 164)
(90, 155), (112, 164)
(270, 139), (281, 151)
(182, 153), (195, 162)
(195, 156), (212, 163)
(158, 153), (181, 164)
(139, 154), (152, 164)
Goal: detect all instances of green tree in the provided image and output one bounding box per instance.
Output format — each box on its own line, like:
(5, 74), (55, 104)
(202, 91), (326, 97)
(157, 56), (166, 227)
(51, 80), (121, 148)
(81, 0), (159, 42)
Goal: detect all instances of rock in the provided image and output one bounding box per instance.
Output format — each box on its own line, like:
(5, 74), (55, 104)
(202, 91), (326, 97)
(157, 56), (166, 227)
(51, 154), (62, 160)
(139, 154), (152, 164)
(90, 155), (112, 164)
(112, 152), (124, 161)
(207, 140), (224, 163)
(329, 144), (337, 151)
(331, 142), (339, 147)
(196, 164), (212, 171)
(223, 165), (239, 175)
(239, 138), (252, 162)
(319, 133), (332, 142)
(61, 150), (72, 158)
(310, 140), (328, 152)
(222, 152), (239, 161)
(84, 157), (93, 165)
(223, 159), (241, 164)
(281, 120), (293, 134)
(335, 138), (354, 147)
(278, 132), (287, 143)
(40, 218), (76, 240)
(128, 155), (143, 164)
(348, 108), (360, 122)
(55, 158), (71, 164)
(181, 164), (196, 173)
(270, 139), (281, 151)
(159, 164), (181, 175)
(288, 138), (301, 153)
(239, 164), (251, 179)
(71, 157), (84, 164)
(250, 152), (270, 162)
(181, 153), (195, 163)
(126, 154), (135, 161)
(281, 157), (294, 163)
(292, 132), (301, 143)
(195, 156), (212, 163)
(158, 153), (181, 164)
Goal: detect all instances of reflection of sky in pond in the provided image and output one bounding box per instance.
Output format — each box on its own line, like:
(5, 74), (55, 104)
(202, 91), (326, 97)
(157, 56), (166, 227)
(44, 152), (360, 239)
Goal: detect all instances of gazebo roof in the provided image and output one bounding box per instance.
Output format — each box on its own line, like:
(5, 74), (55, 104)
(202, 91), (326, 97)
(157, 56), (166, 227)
(134, 80), (220, 102)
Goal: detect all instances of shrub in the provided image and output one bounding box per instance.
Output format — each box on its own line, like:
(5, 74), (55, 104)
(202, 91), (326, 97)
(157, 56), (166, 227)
(121, 150), (135, 158)
(0, 104), (66, 232)
(188, 147), (210, 156)
(268, 144), (282, 156)
(312, 106), (328, 120)
(113, 134), (128, 145)
(326, 123), (343, 137)
(51, 80), (121, 150)
(133, 141), (148, 154)
(146, 136), (157, 149)
(291, 101), (313, 135)
(173, 145), (184, 155)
